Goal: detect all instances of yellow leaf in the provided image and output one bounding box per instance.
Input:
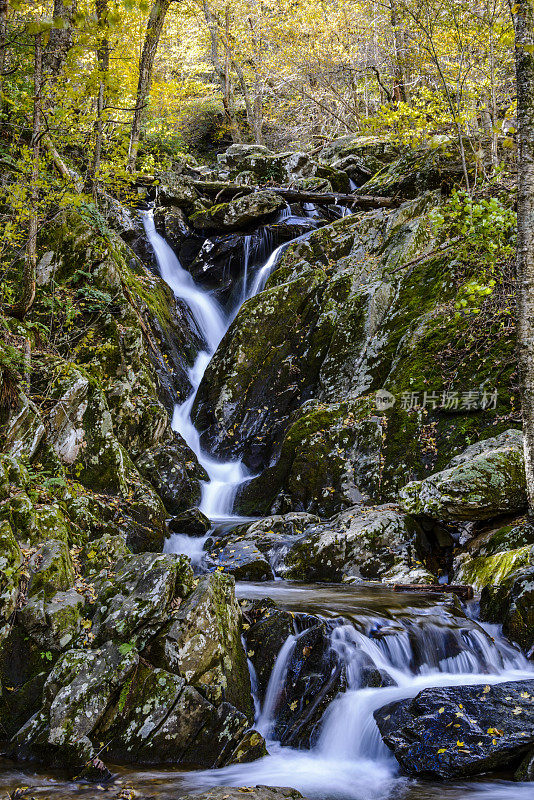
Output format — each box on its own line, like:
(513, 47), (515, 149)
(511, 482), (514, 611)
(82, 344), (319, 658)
(438, 707), (445, 714)
(437, 748), (446, 754)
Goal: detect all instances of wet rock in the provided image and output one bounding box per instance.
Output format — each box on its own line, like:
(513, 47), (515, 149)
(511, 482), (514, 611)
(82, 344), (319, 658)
(271, 623), (345, 748)
(136, 435), (207, 516)
(374, 679), (534, 779)
(281, 505), (433, 584)
(480, 565), (534, 655)
(169, 507), (211, 536)
(399, 430), (526, 522)
(452, 516), (534, 591)
(244, 604), (295, 696)
(11, 641), (139, 769)
(145, 572), (254, 718)
(206, 540), (274, 581)
(178, 790), (306, 800)
(94, 661), (261, 768)
(189, 191), (286, 232)
(516, 746), (534, 780)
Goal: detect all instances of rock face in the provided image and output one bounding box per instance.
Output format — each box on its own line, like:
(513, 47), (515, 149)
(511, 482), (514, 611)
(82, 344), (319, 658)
(193, 190), (515, 518)
(480, 565), (534, 655)
(374, 679), (534, 779)
(4, 555), (264, 775)
(399, 430), (526, 522)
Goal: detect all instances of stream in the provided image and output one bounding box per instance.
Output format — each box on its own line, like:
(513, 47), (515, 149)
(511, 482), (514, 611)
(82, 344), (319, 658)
(2, 205), (532, 799)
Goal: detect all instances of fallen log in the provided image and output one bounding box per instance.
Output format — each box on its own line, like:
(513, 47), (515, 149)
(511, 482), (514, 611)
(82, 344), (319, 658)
(190, 181), (402, 209)
(391, 583), (474, 601)
(135, 175), (402, 209)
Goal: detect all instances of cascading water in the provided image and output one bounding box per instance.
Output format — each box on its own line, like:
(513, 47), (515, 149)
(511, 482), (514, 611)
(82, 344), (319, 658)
(181, 582), (533, 800)
(143, 205), (533, 800)
(142, 209), (316, 563)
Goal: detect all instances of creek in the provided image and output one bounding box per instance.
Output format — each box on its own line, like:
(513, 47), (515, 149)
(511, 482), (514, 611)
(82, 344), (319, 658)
(1, 201), (532, 800)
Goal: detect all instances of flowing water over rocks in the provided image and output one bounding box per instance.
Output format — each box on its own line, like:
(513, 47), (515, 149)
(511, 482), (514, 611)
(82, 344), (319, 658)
(3, 170), (533, 800)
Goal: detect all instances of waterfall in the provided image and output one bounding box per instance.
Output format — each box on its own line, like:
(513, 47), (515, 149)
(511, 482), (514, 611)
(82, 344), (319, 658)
(143, 211), (310, 563)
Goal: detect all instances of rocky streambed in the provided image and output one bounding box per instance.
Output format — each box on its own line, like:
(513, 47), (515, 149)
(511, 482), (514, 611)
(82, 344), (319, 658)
(1, 138), (534, 799)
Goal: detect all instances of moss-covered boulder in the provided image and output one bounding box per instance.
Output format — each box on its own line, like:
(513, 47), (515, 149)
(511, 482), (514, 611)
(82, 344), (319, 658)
(452, 516), (534, 591)
(281, 504), (434, 584)
(146, 571), (254, 718)
(189, 191), (286, 232)
(90, 552), (194, 649)
(136, 436), (207, 516)
(480, 565), (534, 655)
(399, 430), (526, 522)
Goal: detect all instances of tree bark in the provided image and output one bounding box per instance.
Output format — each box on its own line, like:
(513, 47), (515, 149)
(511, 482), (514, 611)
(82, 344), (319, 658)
(11, 33), (42, 320)
(514, 0), (534, 513)
(43, 0), (77, 78)
(127, 0), (173, 172)
(85, 0), (109, 194)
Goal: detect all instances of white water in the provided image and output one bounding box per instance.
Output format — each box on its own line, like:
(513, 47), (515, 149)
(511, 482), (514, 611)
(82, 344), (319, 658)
(143, 211), (311, 563)
(181, 584), (533, 800)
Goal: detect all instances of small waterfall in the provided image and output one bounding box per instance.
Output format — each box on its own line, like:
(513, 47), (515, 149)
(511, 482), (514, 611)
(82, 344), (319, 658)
(183, 585), (533, 800)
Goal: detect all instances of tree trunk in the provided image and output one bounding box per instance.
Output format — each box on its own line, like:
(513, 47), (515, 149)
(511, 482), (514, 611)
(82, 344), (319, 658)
(127, 0), (172, 172)
(11, 33), (42, 320)
(43, 0), (77, 78)
(514, 0), (534, 513)
(85, 0), (109, 194)
(390, 0), (408, 103)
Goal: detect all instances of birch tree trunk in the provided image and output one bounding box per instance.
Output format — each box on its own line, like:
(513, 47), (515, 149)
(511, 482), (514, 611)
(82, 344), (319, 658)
(127, 0), (172, 172)
(11, 33), (42, 320)
(514, 0), (534, 512)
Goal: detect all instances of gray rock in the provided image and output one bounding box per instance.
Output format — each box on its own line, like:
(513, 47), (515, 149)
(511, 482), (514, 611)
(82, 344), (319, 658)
(399, 434), (527, 522)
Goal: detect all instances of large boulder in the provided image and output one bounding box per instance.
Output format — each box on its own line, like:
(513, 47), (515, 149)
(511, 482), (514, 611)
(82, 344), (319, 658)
(280, 505), (435, 584)
(189, 191), (286, 232)
(374, 679), (534, 779)
(90, 552), (194, 649)
(136, 436), (207, 516)
(145, 571), (254, 718)
(399, 430), (526, 522)
(453, 516), (534, 591)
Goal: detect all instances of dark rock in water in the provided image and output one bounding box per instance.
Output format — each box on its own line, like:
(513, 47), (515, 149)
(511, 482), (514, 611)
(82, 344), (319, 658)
(179, 789), (306, 800)
(272, 623), (346, 748)
(169, 507), (211, 536)
(516, 746), (534, 780)
(136, 435), (208, 516)
(480, 565), (534, 656)
(244, 603), (295, 696)
(374, 679), (534, 779)
(205, 540), (274, 581)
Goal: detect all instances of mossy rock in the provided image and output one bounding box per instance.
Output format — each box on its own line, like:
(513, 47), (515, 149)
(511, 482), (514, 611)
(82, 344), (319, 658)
(0, 519), (21, 644)
(145, 571), (253, 719)
(399, 431), (526, 522)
